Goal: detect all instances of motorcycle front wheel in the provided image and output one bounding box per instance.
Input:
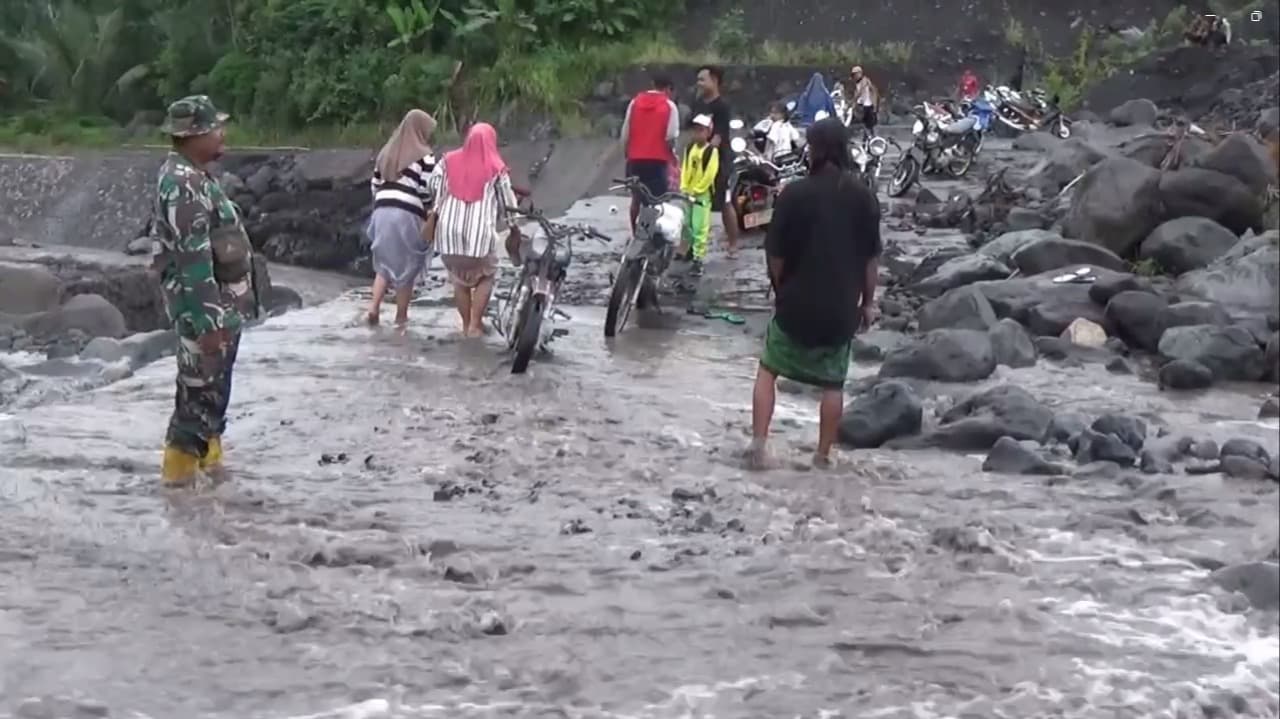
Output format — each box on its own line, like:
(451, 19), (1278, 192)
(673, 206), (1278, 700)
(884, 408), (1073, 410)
(946, 138), (978, 178)
(1053, 117), (1071, 139)
(511, 293), (544, 375)
(604, 258), (644, 338)
(887, 156), (919, 198)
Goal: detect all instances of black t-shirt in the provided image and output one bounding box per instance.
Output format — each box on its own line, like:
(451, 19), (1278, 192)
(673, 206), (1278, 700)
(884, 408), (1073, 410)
(693, 95), (733, 166)
(764, 168), (882, 347)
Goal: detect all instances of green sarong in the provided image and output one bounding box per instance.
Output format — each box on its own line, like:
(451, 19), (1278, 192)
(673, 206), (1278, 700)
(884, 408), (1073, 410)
(759, 318), (850, 389)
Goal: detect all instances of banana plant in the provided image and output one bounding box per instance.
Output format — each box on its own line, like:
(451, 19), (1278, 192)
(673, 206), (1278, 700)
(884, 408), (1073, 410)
(385, 0), (445, 49)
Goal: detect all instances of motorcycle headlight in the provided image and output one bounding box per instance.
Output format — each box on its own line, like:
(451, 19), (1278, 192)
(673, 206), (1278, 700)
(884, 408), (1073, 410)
(730, 136), (747, 153)
(527, 233), (549, 259)
(867, 137), (888, 156)
(814, 110), (830, 121)
(912, 119), (924, 135)
(927, 131), (939, 144)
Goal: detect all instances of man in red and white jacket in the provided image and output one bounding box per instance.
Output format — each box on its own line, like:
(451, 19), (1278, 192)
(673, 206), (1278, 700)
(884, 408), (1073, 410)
(620, 74), (680, 233)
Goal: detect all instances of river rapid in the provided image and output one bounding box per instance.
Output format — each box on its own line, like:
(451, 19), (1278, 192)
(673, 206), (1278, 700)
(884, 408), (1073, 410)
(2, 164), (1279, 718)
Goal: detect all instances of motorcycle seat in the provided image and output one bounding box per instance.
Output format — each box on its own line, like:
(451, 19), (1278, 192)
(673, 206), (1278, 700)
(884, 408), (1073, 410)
(942, 116), (977, 134)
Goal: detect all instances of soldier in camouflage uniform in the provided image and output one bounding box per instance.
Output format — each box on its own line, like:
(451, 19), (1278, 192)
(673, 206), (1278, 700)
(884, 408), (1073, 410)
(153, 95), (257, 485)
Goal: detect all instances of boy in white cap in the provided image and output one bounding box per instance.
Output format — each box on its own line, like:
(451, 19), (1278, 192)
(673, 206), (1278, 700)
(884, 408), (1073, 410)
(680, 113), (720, 276)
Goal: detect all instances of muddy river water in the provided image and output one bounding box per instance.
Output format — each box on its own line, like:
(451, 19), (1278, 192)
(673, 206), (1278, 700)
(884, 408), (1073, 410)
(2, 154), (1278, 718)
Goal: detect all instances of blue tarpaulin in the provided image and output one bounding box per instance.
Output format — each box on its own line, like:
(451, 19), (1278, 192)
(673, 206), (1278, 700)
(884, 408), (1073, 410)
(791, 73), (836, 128)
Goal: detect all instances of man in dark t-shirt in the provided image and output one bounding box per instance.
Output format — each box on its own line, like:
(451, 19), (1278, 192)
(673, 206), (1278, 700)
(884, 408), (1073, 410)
(749, 117), (882, 470)
(692, 65), (740, 257)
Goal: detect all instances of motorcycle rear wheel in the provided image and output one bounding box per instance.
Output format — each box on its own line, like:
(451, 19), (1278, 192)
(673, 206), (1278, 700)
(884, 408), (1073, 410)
(511, 294), (544, 375)
(946, 139), (978, 178)
(887, 156), (919, 198)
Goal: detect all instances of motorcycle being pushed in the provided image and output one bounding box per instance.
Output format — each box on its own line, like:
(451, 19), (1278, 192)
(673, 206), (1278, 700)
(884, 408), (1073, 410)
(604, 176), (692, 338)
(987, 85), (1072, 139)
(887, 101), (982, 197)
(849, 131), (897, 190)
(730, 119), (806, 233)
(493, 204), (610, 373)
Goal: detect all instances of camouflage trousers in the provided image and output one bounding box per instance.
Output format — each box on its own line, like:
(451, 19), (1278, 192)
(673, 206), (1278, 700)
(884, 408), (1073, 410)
(165, 331), (241, 456)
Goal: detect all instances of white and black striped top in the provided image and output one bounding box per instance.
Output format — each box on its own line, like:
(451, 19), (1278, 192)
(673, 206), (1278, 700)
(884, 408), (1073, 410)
(426, 162), (519, 258)
(370, 154), (436, 218)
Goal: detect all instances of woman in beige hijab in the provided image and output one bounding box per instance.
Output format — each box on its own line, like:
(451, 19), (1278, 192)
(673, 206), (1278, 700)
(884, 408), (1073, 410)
(366, 109), (438, 326)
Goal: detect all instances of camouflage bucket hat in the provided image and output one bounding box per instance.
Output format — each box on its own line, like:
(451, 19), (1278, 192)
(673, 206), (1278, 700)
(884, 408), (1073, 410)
(160, 95), (230, 137)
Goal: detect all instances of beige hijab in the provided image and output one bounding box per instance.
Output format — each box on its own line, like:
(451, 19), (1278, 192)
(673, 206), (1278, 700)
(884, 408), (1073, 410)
(375, 109), (436, 179)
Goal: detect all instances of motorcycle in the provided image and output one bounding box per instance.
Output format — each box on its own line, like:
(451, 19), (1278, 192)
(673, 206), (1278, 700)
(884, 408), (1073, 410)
(849, 132), (897, 190)
(603, 176), (692, 338)
(493, 205), (610, 373)
(987, 85), (1071, 139)
(886, 102), (982, 198)
(730, 117), (806, 233)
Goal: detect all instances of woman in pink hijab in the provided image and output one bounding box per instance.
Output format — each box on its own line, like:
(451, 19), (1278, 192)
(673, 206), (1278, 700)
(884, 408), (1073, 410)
(427, 123), (521, 337)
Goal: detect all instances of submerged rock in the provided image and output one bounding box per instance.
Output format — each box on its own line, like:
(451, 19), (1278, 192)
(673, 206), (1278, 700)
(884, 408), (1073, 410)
(1158, 358), (1214, 390)
(838, 381), (923, 449)
(906, 384), (1053, 451)
(982, 436), (1066, 475)
(1158, 324), (1266, 381)
(1210, 562), (1280, 610)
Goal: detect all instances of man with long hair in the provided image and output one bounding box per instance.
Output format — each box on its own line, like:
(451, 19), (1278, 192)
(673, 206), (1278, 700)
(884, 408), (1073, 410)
(749, 117), (882, 469)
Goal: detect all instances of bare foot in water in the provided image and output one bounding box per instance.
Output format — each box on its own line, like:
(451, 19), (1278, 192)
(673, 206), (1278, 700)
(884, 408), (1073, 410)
(365, 310), (380, 326)
(812, 452), (833, 470)
(746, 438), (773, 471)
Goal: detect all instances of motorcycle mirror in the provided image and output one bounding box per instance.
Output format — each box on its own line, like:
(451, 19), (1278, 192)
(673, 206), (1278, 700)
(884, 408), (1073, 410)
(729, 118), (744, 130)
(814, 110), (830, 121)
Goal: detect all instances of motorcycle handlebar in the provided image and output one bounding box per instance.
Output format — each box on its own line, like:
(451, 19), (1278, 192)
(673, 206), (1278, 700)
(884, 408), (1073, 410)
(505, 206), (609, 242)
(609, 177), (692, 206)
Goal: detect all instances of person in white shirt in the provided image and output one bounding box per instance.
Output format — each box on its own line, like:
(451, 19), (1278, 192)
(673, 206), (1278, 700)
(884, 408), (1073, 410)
(844, 65), (880, 136)
(762, 102), (801, 161)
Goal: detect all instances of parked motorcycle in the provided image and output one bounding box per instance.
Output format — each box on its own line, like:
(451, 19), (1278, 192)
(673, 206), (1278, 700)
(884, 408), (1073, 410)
(730, 117), (806, 233)
(493, 205), (610, 373)
(886, 102), (982, 197)
(849, 133), (897, 189)
(987, 85), (1071, 138)
(604, 176), (692, 338)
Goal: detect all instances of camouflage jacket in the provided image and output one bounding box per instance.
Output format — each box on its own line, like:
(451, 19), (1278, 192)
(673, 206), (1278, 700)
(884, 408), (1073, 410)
(152, 152), (254, 338)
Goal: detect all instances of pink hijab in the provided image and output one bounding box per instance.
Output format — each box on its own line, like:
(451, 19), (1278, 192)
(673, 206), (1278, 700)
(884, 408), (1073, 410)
(444, 122), (508, 203)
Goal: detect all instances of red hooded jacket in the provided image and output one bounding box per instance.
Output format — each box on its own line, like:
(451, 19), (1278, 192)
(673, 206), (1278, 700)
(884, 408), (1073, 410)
(625, 91), (675, 163)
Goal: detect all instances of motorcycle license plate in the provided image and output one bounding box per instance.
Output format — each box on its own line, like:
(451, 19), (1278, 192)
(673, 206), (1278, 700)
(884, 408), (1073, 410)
(743, 209), (773, 229)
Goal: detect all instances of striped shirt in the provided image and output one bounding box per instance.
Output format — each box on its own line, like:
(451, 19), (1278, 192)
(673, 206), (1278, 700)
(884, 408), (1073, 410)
(426, 162), (519, 258)
(370, 154), (436, 217)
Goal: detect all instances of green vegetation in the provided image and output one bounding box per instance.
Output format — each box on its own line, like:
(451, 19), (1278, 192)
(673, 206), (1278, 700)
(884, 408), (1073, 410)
(1130, 258), (1165, 277)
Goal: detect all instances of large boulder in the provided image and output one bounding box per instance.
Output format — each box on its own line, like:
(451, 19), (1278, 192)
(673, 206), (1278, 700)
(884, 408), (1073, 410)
(1009, 235), (1127, 276)
(1157, 324), (1267, 381)
(1025, 297), (1109, 338)
(0, 263), (62, 315)
(1062, 157), (1165, 257)
(1026, 139), (1111, 195)
(988, 318), (1037, 368)
(1120, 134), (1213, 168)
(879, 329), (997, 383)
(1191, 133), (1277, 196)
(1174, 234), (1279, 317)
(1159, 301), (1231, 330)
(978, 229), (1060, 266)
(1105, 290), (1169, 352)
(1088, 272), (1155, 305)
(1138, 216), (1240, 275)
(1158, 168), (1264, 236)
(913, 255), (1011, 298)
(20, 294), (127, 340)
(967, 266), (1122, 325)
(1108, 98), (1159, 127)
(917, 286), (999, 332)
(915, 384), (1054, 451)
(837, 381), (924, 448)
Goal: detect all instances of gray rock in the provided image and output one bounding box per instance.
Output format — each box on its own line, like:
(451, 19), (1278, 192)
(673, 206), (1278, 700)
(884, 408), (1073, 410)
(1158, 359), (1214, 390)
(1074, 427), (1137, 466)
(838, 380), (923, 448)
(850, 329), (910, 362)
(1026, 139), (1110, 195)
(917, 286), (999, 332)
(1220, 438), (1271, 466)
(1088, 272), (1154, 306)
(1048, 412), (1089, 444)
(1158, 324), (1267, 381)
(912, 384), (1054, 451)
(1108, 98), (1159, 127)
(1091, 413), (1147, 452)
(1026, 299), (1109, 338)
(879, 329), (996, 383)
(1210, 562), (1280, 610)
(970, 267), (1124, 325)
(1259, 397), (1280, 418)
(1004, 206), (1048, 231)
(1221, 455), (1273, 480)
(1159, 301), (1231, 330)
(1158, 168), (1264, 237)
(1062, 157), (1164, 257)
(80, 328), (176, 368)
(1266, 332), (1279, 383)
(1139, 217), (1240, 276)
(978, 229), (1060, 266)
(1104, 290), (1169, 353)
(988, 318), (1037, 368)
(983, 436), (1066, 475)
(1010, 236), (1127, 276)
(1191, 133), (1276, 196)
(1174, 236), (1279, 317)
(1258, 107), (1280, 138)
(914, 255), (1012, 298)
(20, 294), (127, 340)
(0, 263), (62, 314)
(125, 236), (153, 256)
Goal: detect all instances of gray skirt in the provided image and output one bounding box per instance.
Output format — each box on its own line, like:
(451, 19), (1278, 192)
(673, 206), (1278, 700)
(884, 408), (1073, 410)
(369, 206), (428, 290)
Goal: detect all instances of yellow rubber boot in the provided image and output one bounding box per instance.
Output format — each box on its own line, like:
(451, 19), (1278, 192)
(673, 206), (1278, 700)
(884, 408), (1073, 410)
(200, 436), (223, 470)
(161, 445), (201, 486)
